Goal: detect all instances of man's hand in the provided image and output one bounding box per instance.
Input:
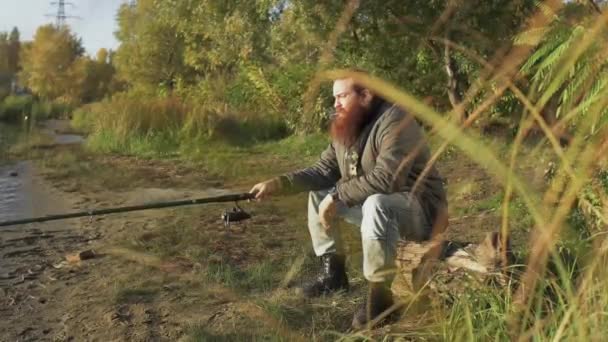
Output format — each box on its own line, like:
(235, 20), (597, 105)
(249, 178), (282, 200)
(319, 194), (338, 231)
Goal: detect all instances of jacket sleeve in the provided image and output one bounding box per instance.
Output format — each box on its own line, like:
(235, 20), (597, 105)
(336, 109), (422, 206)
(278, 143), (341, 193)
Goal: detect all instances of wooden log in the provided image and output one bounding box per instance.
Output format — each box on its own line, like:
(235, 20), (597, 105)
(392, 232), (514, 296)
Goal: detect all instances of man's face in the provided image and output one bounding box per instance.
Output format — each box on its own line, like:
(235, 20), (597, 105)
(330, 78), (373, 146)
(333, 78), (364, 119)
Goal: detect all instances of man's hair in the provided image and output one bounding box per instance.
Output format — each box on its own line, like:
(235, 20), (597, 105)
(353, 83), (366, 96)
(335, 67), (369, 96)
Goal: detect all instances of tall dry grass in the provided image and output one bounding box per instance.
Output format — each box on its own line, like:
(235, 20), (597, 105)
(72, 92), (288, 157)
(314, 1), (607, 340)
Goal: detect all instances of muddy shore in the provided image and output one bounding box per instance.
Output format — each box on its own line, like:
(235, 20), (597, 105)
(0, 122), (274, 341)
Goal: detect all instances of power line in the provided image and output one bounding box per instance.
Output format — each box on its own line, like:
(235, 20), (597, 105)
(46, 0), (81, 28)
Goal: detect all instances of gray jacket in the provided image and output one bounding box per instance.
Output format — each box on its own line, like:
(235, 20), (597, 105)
(279, 100), (447, 230)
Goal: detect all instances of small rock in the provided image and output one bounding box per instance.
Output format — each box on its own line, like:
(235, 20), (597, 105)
(65, 249), (96, 263)
(9, 171), (18, 177)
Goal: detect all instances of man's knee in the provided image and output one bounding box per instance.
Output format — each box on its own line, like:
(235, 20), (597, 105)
(361, 194), (394, 239)
(362, 194), (390, 214)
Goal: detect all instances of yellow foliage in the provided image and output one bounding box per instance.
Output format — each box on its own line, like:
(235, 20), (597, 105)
(19, 25), (82, 101)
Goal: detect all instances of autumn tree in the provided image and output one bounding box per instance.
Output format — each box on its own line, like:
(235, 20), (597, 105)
(113, 0), (191, 93)
(19, 24), (84, 102)
(108, 0), (539, 130)
(72, 48), (117, 102)
(270, 1), (535, 121)
(0, 27), (21, 98)
(7, 27), (20, 75)
(155, 0), (273, 76)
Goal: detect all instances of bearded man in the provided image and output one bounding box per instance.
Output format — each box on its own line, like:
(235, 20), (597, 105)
(250, 73), (447, 329)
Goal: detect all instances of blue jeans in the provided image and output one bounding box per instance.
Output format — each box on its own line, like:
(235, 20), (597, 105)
(308, 189), (431, 283)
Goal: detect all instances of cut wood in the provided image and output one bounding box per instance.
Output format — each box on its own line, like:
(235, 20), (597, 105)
(393, 232), (514, 296)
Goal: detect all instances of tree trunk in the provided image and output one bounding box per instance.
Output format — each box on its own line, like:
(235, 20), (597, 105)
(443, 30), (468, 122)
(542, 95), (572, 147)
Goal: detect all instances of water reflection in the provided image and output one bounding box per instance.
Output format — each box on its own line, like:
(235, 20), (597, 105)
(0, 162), (33, 221)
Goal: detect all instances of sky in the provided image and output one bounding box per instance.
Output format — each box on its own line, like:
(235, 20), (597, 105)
(0, 0), (126, 56)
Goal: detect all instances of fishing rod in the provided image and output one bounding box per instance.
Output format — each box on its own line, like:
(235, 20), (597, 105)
(0, 192), (255, 228)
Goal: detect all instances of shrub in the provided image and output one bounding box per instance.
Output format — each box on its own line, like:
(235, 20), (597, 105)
(72, 103), (102, 133)
(0, 86), (9, 102)
(0, 95), (34, 122)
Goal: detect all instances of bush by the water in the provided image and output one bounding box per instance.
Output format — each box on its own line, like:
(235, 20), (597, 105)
(0, 95), (73, 122)
(72, 93), (289, 157)
(0, 95), (34, 122)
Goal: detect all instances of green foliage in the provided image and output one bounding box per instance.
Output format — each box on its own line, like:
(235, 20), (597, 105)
(599, 169), (608, 194)
(0, 95), (33, 122)
(571, 182), (607, 234)
(0, 27), (20, 103)
(107, 0), (537, 133)
(18, 25), (84, 102)
(516, 2), (608, 239)
(73, 50), (118, 103)
(439, 287), (513, 340)
(70, 105), (96, 133)
(113, 0), (191, 93)
(0, 27), (20, 75)
(79, 92), (290, 158)
(155, 0), (273, 76)
(0, 94), (75, 123)
(518, 2), (608, 134)
(33, 101), (73, 120)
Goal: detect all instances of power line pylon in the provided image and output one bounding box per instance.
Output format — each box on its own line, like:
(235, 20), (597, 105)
(46, 0), (80, 28)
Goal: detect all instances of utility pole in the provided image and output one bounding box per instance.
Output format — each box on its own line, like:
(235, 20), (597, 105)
(46, 0), (80, 28)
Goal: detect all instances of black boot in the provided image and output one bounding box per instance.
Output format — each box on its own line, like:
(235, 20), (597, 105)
(301, 254), (349, 298)
(352, 281), (395, 330)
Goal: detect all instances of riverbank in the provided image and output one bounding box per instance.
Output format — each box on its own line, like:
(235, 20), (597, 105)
(0, 121), (556, 340)
(0, 124), (96, 340)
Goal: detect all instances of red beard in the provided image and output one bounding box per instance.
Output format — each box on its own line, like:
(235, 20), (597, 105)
(330, 106), (369, 147)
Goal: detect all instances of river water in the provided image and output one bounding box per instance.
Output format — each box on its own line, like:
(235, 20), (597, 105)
(0, 121), (83, 288)
(0, 124), (31, 223)
(0, 161), (34, 222)
(0, 121), (83, 224)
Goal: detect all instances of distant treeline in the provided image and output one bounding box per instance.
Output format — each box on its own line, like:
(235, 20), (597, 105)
(0, 1), (606, 140)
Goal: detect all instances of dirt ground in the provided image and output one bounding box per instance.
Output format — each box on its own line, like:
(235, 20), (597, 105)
(0, 130), (549, 341)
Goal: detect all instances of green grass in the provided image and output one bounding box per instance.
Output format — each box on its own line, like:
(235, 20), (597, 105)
(204, 260), (278, 292)
(0, 123), (21, 162)
(111, 271), (162, 304)
(457, 192), (504, 215)
(114, 286), (159, 304)
(85, 130), (181, 158)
